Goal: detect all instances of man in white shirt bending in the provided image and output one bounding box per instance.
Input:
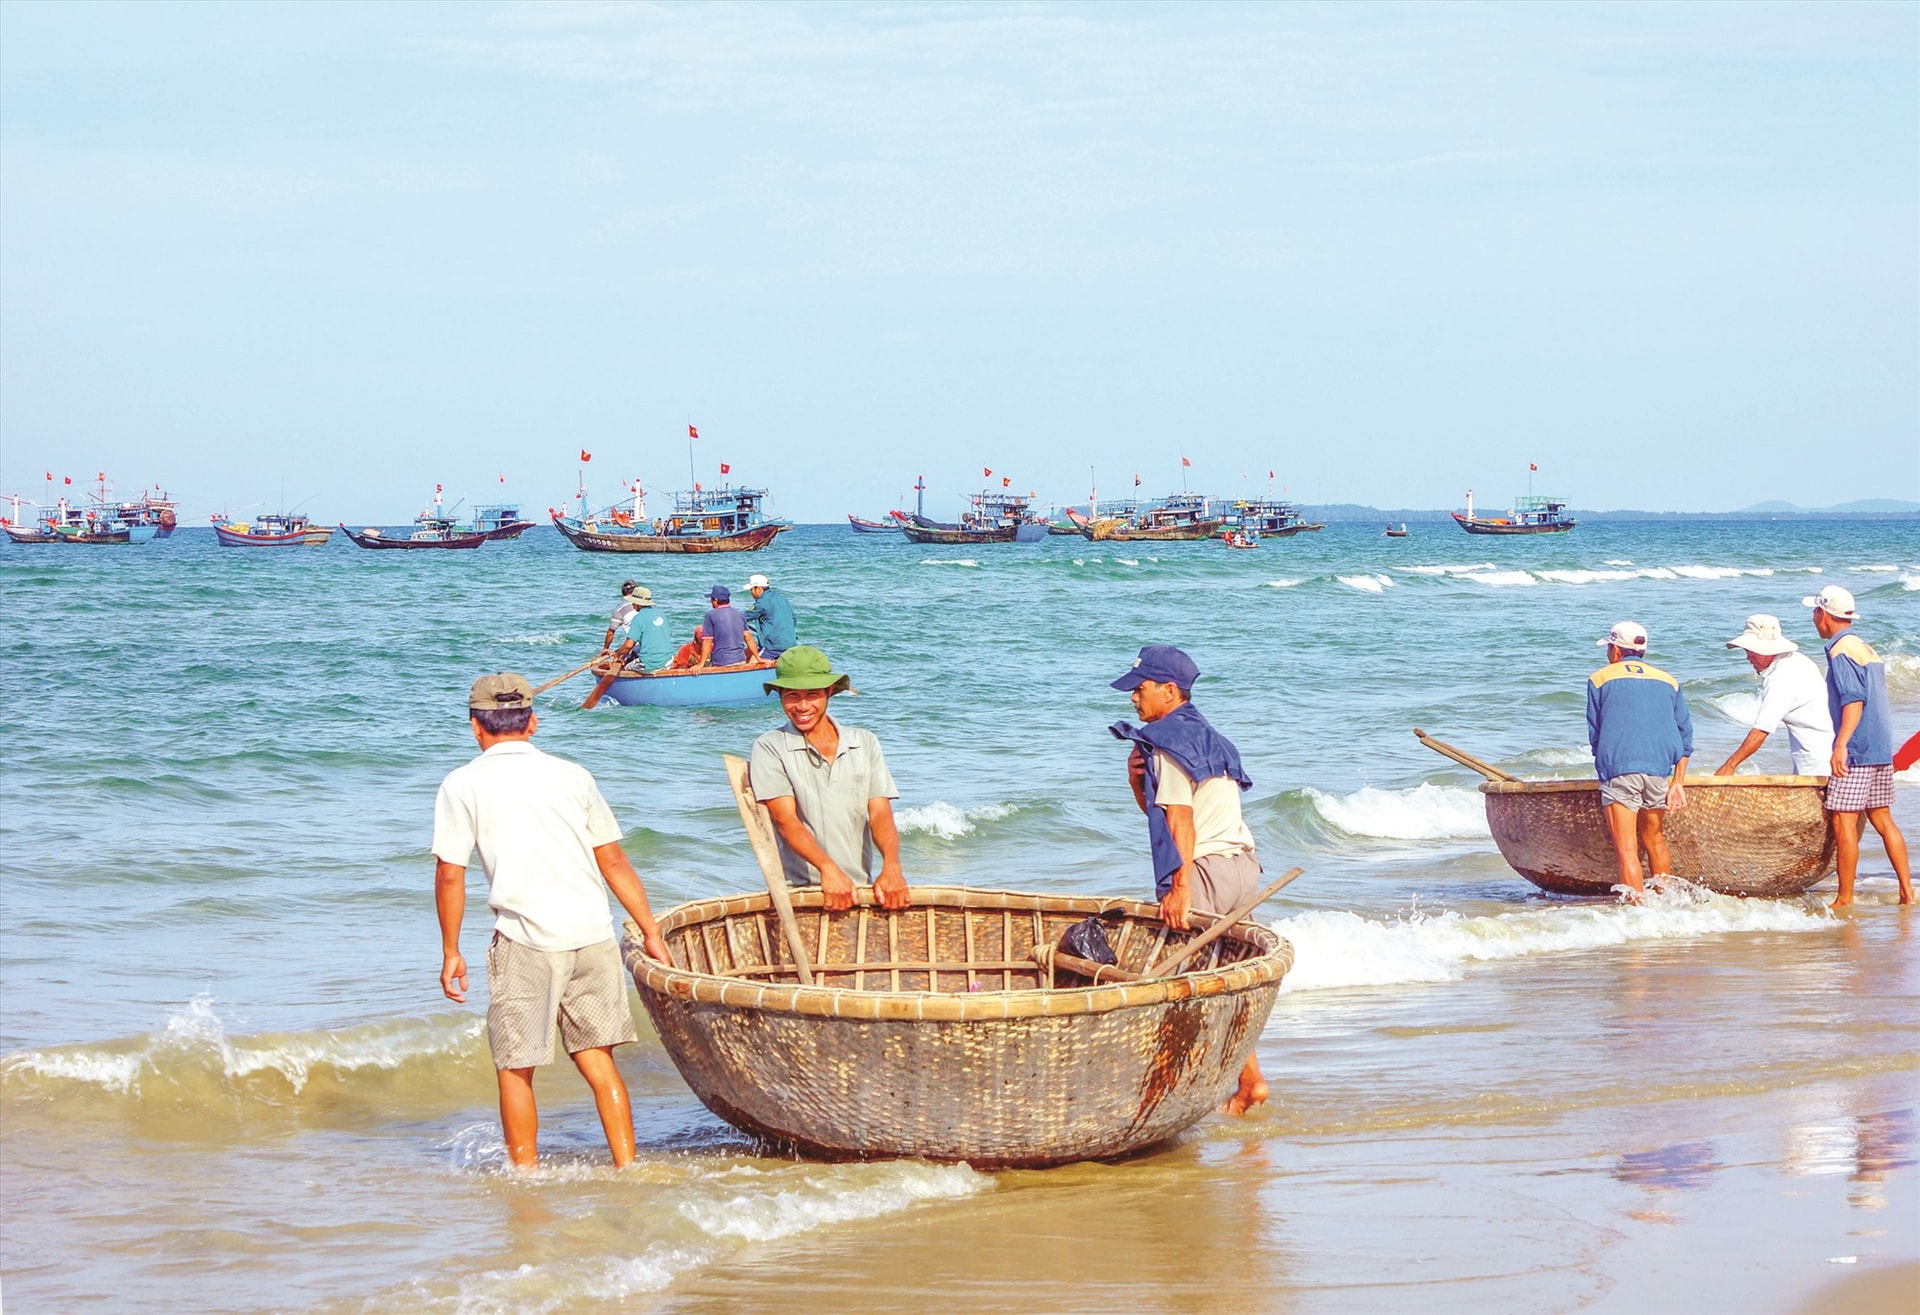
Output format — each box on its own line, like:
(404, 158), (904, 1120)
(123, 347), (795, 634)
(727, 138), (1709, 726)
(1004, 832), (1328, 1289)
(433, 673), (671, 1169)
(1713, 615), (1835, 777)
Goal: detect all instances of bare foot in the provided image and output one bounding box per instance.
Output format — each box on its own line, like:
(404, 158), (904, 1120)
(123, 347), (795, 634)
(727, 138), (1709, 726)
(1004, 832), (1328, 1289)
(1830, 896), (1854, 909)
(1223, 1065), (1268, 1116)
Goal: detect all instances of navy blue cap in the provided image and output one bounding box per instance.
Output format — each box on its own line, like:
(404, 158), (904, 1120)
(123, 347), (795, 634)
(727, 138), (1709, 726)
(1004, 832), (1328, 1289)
(709, 584), (731, 602)
(1110, 644), (1200, 692)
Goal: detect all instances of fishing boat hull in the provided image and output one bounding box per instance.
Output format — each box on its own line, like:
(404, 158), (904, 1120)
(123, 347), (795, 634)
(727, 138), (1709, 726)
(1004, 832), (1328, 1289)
(552, 517), (783, 554)
(1258, 522), (1324, 537)
(899, 523), (1017, 546)
(1480, 777), (1834, 897)
(217, 525), (320, 547)
(847, 515), (899, 533)
(623, 887), (1291, 1166)
(339, 525), (487, 550)
(1452, 513), (1575, 535)
(600, 666), (776, 708)
(1013, 522), (1047, 544)
(1083, 518), (1226, 542)
(478, 521), (535, 541)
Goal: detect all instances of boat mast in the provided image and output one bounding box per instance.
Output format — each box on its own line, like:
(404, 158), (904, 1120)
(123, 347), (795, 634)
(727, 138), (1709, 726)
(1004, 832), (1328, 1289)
(915, 475), (925, 520)
(1089, 466), (1097, 520)
(1466, 488), (1475, 520)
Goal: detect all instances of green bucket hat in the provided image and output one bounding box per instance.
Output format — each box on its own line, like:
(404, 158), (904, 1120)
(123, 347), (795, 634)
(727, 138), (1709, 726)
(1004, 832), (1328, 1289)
(763, 645), (852, 696)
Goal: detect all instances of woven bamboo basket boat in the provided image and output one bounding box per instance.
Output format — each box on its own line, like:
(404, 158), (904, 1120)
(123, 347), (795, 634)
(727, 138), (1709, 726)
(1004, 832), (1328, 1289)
(621, 885), (1293, 1167)
(1481, 776), (1835, 897)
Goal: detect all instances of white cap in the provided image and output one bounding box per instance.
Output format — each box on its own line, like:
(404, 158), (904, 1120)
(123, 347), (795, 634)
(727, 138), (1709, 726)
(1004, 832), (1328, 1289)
(1726, 614), (1797, 656)
(747, 573), (770, 590)
(1597, 620), (1648, 652)
(1802, 585), (1857, 621)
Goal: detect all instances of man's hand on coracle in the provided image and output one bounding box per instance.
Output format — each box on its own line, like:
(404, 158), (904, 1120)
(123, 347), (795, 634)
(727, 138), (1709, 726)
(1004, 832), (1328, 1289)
(643, 931), (671, 964)
(873, 863), (910, 910)
(441, 952), (467, 1003)
(1667, 778), (1687, 811)
(819, 863), (858, 911)
(1160, 877), (1193, 932)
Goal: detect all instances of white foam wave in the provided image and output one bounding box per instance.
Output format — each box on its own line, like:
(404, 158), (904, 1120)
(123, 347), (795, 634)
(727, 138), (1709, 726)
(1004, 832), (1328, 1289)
(1409, 563), (1495, 576)
(0, 995), (481, 1096)
(918, 558), (978, 567)
(1887, 654), (1920, 694)
(894, 801), (1016, 839)
(1117, 557), (1139, 566)
(1850, 565), (1899, 573)
(1338, 573), (1394, 594)
(679, 1162), (986, 1242)
(1535, 568), (1643, 585)
(1605, 559), (1634, 566)
(1901, 573), (1920, 592)
(1266, 578), (1302, 589)
(1708, 692), (1762, 725)
(1305, 784), (1488, 840)
(1511, 746), (1594, 770)
(1671, 565), (1774, 580)
(1462, 569), (1536, 587)
(495, 632), (569, 647)
(1273, 886), (1834, 992)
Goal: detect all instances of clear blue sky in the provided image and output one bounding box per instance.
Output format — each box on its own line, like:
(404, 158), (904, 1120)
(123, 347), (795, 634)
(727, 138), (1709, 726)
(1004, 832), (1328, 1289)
(3, 1), (1914, 522)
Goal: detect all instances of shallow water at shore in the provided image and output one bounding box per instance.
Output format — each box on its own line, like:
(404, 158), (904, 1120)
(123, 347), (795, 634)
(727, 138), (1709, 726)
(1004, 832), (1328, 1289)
(2, 520), (1916, 1310)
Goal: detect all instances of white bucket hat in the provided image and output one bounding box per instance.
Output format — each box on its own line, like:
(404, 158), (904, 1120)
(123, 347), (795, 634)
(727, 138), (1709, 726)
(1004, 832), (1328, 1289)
(746, 573), (771, 590)
(1596, 620), (1648, 652)
(1726, 614), (1797, 656)
(1802, 585), (1858, 621)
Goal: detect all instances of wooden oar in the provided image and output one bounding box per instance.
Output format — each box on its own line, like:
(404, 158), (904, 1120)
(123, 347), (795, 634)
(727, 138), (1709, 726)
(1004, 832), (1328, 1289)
(723, 754), (815, 986)
(1412, 728), (1518, 782)
(1141, 867), (1303, 981)
(530, 659), (598, 697)
(579, 658), (626, 711)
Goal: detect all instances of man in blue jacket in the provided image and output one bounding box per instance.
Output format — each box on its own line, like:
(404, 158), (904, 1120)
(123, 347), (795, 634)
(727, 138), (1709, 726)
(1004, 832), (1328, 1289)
(1110, 644), (1268, 1115)
(1586, 621), (1693, 898)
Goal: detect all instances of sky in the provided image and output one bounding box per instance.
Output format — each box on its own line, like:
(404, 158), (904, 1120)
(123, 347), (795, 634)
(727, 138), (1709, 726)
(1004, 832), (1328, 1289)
(2, 1), (1915, 523)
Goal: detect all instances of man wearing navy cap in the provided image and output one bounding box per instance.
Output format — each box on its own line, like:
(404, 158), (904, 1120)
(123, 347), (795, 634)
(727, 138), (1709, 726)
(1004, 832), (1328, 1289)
(1109, 644), (1268, 1115)
(695, 583), (761, 669)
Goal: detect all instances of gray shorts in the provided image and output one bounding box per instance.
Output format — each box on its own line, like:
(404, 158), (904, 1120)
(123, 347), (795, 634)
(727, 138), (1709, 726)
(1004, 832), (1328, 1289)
(485, 933), (638, 1070)
(1599, 773), (1670, 812)
(1191, 849), (1263, 918)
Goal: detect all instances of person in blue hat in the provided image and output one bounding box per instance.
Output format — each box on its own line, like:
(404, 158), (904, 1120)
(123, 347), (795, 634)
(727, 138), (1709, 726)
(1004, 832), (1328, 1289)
(694, 583), (762, 669)
(1109, 643), (1268, 1115)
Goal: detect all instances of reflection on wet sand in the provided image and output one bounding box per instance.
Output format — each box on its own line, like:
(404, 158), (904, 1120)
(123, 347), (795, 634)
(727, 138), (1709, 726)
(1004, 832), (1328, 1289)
(1785, 1107), (1916, 1212)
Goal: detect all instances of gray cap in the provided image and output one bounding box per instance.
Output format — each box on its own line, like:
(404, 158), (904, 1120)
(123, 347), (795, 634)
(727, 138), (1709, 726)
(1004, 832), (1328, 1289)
(468, 672), (533, 711)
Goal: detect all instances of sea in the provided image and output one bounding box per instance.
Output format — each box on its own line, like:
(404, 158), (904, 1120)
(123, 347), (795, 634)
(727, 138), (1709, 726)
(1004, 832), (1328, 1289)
(1, 519), (1915, 1314)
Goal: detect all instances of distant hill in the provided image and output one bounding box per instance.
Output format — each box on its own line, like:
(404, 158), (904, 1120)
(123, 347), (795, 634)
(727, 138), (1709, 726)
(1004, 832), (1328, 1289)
(1294, 500), (1918, 523)
(1737, 499), (1920, 515)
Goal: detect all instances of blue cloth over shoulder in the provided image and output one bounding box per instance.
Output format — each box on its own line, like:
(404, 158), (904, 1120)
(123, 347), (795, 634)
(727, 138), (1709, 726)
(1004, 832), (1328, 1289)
(1109, 702), (1252, 897)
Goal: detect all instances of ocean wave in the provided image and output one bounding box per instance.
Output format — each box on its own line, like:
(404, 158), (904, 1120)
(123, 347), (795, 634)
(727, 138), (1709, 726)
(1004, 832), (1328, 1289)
(495, 632), (569, 647)
(1509, 746), (1594, 771)
(918, 558), (979, 567)
(1707, 692), (1762, 725)
(894, 801), (1017, 839)
(1605, 559), (1634, 566)
(1338, 573), (1394, 594)
(1886, 654), (1920, 695)
(1901, 573), (1920, 592)
(1273, 884), (1833, 992)
(1409, 563), (1495, 576)
(1461, 570), (1536, 587)
(678, 1161), (985, 1242)
(1116, 558), (1139, 566)
(1849, 565), (1899, 573)
(1670, 565), (1774, 580)
(1302, 783), (1489, 841)
(1265, 578), (1303, 589)
(1534, 568), (1643, 585)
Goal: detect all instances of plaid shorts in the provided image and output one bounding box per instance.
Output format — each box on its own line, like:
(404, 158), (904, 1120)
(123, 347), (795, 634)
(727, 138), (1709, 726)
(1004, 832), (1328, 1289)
(485, 933), (638, 1070)
(1825, 762), (1896, 813)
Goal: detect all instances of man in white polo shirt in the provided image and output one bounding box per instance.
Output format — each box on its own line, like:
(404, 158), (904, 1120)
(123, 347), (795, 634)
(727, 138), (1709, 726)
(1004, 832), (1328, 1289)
(1713, 614), (1834, 777)
(433, 672), (671, 1169)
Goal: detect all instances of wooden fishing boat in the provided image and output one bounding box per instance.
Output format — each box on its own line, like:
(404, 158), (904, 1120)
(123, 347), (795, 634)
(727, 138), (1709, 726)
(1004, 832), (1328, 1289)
(1452, 490), (1575, 535)
(1481, 776), (1834, 897)
(215, 513), (331, 547)
(597, 664), (776, 708)
(339, 523), (487, 550)
(1231, 499), (1324, 538)
(847, 514), (900, 533)
(469, 503), (536, 540)
(554, 485), (787, 554)
(1082, 494), (1224, 541)
(622, 886), (1292, 1166)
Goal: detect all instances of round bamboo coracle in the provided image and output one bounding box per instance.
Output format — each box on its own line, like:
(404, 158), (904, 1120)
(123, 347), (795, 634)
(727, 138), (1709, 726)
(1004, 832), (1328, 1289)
(1480, 776), (1835, 897)
(622, 885), (1293, 1167)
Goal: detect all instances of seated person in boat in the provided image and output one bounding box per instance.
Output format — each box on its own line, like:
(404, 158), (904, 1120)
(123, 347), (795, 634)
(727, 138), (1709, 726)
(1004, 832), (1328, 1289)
(667, 625), (703, 671)
(1108, 644), (1268, 1116)
(1714, 614), (1833, 777)
(749, 646), (910, 912)
(742, 572), (798, 659)
(432, 673), (672, 1170)
(600, 580), (675, 673)
(695, 584), (763, 669)
(1806, 586), (1913, 907)
(1586, 621), (1692, 898)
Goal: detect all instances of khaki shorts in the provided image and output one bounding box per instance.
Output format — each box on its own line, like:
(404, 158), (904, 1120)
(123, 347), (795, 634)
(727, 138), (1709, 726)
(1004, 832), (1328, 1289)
(485, 933), (638, 1070)
(1599, 773), (1670, 812)
(1191, 850), (1263, 918)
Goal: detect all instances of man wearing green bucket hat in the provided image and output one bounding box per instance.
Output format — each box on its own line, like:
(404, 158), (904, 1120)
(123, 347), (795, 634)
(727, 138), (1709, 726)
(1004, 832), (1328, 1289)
(749, 646), (911, 912)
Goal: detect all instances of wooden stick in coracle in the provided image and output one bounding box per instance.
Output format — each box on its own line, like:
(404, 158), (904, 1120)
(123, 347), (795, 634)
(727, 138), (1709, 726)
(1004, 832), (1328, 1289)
(723, 753), (815, 985)
(1142, 867), (1303, 980)
(529, 660), (597, 697)
(1412, 728), (1518, 782)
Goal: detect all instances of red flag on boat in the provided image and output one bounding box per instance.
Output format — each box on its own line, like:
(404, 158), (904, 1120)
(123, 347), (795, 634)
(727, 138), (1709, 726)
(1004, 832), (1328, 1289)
(435, 483), (442, 493)
(580, 450), (592, 463)
(97, 472), (104, 482)
(1181, 457), (1191, 467)
(44, 472), (50, 481)
(498, 473), (505, 483)
(689, 425), (699, 439)
(63, 476), (71, 485)
(1268, 469), (1275, 479)
(1002, 476), (1011, 488)
(983, 467), (992, 478)
(694, 481), (703, 492)
(720, 462), (731, 475)
(1529, 463), (1538, 471)
(1133, 474), (1141, 486)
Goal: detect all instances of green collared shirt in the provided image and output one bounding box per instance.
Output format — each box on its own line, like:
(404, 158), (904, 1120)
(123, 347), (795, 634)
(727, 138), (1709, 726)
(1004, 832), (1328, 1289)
(748, 717), (899, 887)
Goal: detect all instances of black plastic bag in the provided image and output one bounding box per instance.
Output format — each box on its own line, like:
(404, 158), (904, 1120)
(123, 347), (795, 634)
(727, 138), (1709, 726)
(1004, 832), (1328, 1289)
(1059, 916), (1118, 966)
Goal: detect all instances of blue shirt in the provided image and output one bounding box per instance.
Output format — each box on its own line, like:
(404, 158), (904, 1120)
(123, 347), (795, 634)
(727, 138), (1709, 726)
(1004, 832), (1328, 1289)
(699, 604), (749, 666)
(1586, 659), (1694, 780)
(1109, 702), (1252, 897)
(744, 587), (798, 655)
(1824, 630), (1894, 767)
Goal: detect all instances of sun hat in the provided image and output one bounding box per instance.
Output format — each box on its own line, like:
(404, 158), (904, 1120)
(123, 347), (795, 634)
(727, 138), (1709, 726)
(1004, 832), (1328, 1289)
(468, 672), (533, 711)
(709, 584), (731, 603)
(1802, 585), (1858, 621)
(623, 584), (654, 607)
(763, 645), (852, 696)
(1726, 614), (1797, 656)
(1596, 621), (1648, 652)
(747, 573), (770, 590)
(1110, 644), (1201, 692)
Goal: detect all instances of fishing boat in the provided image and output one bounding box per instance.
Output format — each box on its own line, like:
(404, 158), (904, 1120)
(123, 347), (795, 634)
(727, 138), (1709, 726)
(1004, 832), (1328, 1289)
(468, 503), (536, 540)
(1222, 530), (1259, 549)
(898, 490), (1046, 546)
(1452, 488), (1576, 535)
(1383, 523), (1409, 538)
(553, 484), (787, 554)
(2, 476), (160, 544)
(114, 489), (178, 539)
(1481, 777), (1833, 897)
(621, 885), (1292, 1165)
(340, 522), (486, 550)
(1082, 493), (1224, 542)
(847, 514), (900, 534)
(1229, 498), (1324, 538)
(214, 513), (334, 547)
(594, 664), (777, 708)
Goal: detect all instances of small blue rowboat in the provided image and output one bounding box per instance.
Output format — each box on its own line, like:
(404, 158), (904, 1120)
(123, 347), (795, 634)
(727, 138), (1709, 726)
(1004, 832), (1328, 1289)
(600, 666), (776, 709)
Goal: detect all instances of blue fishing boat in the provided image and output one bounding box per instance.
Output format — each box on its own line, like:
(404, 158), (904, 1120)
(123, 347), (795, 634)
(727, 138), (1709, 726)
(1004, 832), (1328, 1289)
(469, 502), (536, 540)
(1228, 498), (1324, 538)
(597, 665), (777, 708)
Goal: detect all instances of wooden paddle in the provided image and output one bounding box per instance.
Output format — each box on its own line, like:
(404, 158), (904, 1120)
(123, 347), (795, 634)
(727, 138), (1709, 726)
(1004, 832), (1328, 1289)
(579, 656), (626, 710)
(1412, 728), (1518, 782)
(530, 659), (598, 697)
(1141, 867), (1303, 980)
(723, 753), (815, 986)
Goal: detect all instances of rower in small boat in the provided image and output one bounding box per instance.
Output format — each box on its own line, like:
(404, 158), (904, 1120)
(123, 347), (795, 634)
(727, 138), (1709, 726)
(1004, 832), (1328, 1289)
(601, 581), (675, 673)
(1108, 644), (1269, 1116)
